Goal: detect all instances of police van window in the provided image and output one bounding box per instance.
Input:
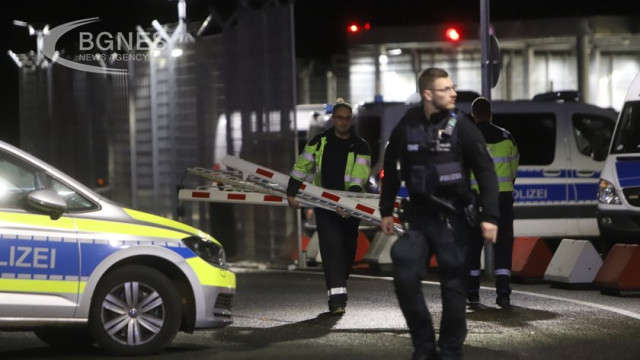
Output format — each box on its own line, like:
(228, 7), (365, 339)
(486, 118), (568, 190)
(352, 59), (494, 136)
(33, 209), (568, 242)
(610, 101), (640, 154)
(492, 113), (556, 166)
(0, 151), (44, 208)
(572, 114), (614, 161)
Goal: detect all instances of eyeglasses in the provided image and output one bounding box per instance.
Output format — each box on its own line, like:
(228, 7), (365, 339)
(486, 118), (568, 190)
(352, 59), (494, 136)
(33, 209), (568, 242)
(333, 115), (353, 121)
(431, 85), (457, 93)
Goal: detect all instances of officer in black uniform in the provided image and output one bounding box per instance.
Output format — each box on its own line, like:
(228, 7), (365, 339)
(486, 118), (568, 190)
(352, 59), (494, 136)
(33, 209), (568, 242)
(379, 68), (499, 360)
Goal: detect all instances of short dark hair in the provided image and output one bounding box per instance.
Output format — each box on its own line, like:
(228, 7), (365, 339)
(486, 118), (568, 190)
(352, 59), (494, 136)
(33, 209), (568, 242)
(418, 68), (449, 93)
(471, 96), (492, 121)
(333, 98), (352, 113)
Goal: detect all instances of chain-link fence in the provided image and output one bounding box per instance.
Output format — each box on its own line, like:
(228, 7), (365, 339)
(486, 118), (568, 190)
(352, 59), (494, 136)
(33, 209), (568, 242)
(13, 1), (300, 265)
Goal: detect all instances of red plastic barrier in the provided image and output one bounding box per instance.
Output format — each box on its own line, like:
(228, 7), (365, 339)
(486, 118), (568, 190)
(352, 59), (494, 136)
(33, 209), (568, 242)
(291, 234), (311, 261)
(594, 244), (640, 291)
(354, 231), (371, 263)
(512, 237), (553, 279)
(429, 254), (438, 268)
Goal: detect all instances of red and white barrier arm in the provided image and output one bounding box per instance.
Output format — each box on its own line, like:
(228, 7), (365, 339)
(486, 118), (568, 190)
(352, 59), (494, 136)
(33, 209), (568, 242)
(221, 155), (404, 233)
(178, 188), (288, 206)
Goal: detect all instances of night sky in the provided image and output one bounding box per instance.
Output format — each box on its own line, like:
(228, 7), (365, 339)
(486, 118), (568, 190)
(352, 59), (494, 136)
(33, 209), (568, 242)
(1, 0), (639, 145)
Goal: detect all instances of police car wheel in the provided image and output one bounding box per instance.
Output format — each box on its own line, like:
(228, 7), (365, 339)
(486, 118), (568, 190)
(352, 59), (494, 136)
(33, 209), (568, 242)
(89, 265), (182, 356)
(34, 327), (94, 349)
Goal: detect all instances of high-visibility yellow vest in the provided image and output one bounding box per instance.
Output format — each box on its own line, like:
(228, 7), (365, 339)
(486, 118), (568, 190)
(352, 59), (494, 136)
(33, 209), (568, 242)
(471, 123), (519, 192)
(290, 130), (371, 192)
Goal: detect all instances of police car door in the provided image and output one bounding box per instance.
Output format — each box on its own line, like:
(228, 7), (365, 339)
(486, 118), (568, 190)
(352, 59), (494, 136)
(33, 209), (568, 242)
(566, 104), (617, 237)
(492, 103), (570, 237)
(0, 149), (80, 319)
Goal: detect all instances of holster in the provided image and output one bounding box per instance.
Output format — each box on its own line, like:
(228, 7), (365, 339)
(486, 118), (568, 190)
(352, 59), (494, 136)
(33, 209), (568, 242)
(401, 194), (479, 228)
(464, 193), (480, 228)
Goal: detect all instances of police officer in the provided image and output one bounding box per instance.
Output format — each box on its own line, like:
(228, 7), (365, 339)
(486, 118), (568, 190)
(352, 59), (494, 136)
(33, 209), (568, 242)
(379, 68), (499, 360)
(287, 98), (371, 316)
(467, 97), (519, 307)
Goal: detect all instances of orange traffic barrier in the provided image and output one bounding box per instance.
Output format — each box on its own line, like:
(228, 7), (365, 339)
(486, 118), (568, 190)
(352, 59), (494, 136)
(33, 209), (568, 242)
(594, 244), (640, 293)
(512, 237), (553, 280)
(291, 234), (312, 261)
(429, 254), (438, 268)
(292, 231), (371, 266)
(354, 231), (371, 263)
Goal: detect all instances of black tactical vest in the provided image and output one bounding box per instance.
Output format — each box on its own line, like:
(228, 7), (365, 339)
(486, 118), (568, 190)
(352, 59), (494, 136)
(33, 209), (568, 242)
(401, 112), (467, 201)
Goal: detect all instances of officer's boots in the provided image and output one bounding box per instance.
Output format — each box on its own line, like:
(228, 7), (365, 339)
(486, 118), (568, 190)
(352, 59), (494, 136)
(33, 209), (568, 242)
(328, 293), (347, 315)
(467, 275), (481, 305)
(495, 275), (512, 307)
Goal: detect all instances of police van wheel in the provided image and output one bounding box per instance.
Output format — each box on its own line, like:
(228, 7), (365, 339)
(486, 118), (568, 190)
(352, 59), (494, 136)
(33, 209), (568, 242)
(89, 265), (182, 356)
(34, 327), (94, 349)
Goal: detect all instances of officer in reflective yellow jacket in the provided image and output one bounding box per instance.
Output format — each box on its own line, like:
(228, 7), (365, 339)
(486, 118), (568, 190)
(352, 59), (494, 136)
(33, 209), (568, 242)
(468, 97), (520, 307)
(287, 98), (371, 315)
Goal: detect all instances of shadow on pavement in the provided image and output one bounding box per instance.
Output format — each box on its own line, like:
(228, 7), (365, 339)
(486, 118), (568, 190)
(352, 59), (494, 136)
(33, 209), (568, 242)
(463, 344), (522, 360)
(213, 312), (342, 352)
(466, 304), (558, 327)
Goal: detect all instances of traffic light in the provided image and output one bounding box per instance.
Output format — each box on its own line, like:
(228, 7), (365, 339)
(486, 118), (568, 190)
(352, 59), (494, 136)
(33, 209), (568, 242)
(445, 27), (461, 42)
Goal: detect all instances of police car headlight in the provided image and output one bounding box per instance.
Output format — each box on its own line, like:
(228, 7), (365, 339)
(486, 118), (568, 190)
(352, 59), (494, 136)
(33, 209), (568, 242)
(598, 180), (621, 205)
(182, 236), (227, 267)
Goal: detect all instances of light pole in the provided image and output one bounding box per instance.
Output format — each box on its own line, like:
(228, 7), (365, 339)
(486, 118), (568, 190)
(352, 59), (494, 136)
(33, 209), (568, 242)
(479, 0), (496, 279)
(480, 0), (492, 100)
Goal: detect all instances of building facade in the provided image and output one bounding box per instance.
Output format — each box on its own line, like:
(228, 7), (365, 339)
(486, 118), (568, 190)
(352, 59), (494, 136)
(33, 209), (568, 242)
(347, 16), (640, 110)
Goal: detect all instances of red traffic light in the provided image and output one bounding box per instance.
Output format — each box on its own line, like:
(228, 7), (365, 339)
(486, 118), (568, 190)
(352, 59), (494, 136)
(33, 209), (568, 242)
(445, 27), (461, 42)
(348, 23), (360, 33)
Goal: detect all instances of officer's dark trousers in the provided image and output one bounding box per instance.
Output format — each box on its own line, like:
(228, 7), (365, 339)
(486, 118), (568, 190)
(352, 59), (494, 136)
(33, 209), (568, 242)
(391, 210), (472, 360)
(468, 192), (514, 292)
(314, 208), (360, 300)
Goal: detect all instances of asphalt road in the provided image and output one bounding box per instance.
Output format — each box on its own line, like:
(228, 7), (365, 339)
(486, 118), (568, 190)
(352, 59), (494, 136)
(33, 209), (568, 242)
(1, 266), (639, 360)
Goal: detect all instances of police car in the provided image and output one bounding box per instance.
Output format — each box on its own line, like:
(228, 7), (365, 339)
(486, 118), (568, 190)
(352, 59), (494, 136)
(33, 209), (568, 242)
(356, 91), (618, 239)
(0, 140), (235, 355)
(597, 72), (640, 246)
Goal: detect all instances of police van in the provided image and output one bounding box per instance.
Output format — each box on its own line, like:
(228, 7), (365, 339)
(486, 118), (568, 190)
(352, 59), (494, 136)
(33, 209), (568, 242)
(356, 91), (618, 240)
(0, 140), (235, 355)
(597, 72), (640, 246)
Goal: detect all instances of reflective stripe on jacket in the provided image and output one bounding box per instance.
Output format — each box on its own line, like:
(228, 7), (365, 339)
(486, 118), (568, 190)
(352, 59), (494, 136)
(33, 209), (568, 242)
(290, 128), (371, 192)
